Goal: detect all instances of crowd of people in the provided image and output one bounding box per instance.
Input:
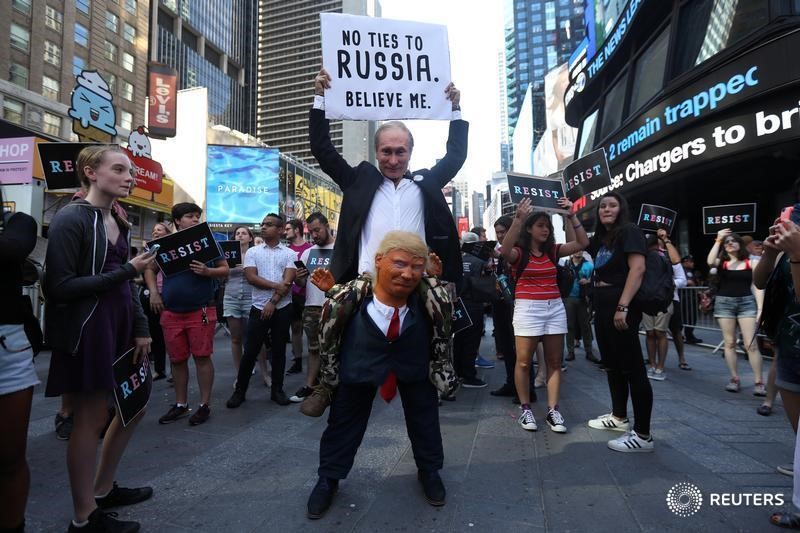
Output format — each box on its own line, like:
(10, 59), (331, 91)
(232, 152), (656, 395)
(1, 70), (799, 532)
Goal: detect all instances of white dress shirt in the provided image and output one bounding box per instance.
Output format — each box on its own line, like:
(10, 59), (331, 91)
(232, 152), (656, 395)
(243, 243), (297, 311)
(366, 295), (409, 337)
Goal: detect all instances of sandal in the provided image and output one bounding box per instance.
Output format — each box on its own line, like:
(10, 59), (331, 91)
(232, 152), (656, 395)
(769, 511), (800, 529)
(678, 362), (692, 371)
(757, 404), (772, 416)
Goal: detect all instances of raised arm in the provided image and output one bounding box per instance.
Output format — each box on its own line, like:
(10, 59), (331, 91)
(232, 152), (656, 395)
(556, 198), (589, 257)
(500, 199), (532, 265)
(427, 83), (469, 187)
(707, 228), (730, 266)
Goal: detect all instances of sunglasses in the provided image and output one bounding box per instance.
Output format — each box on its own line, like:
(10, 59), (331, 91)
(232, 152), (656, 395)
(723, 239), (737, 245)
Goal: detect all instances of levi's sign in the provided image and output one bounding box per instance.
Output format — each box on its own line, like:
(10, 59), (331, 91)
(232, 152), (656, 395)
(506, 173), (567, 213)
(147, 63), (178, 138)
(320, 13), (452, 120)
(702, 204), (756, 235)
(147, 222), (223, 276)
(562, 148), (612, 201)
(637, 204), (677, 235)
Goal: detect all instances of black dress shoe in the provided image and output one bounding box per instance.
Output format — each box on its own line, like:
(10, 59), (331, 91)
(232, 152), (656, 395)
(307, 477), (338, 519)
(490, 383), (515, 397)
(271, 390), (291, 406)
(226, 390), (246, 409)
(418, 470), (446, 506)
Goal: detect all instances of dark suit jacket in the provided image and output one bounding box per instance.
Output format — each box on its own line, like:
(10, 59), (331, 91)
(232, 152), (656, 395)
(309, 108), (469, 283)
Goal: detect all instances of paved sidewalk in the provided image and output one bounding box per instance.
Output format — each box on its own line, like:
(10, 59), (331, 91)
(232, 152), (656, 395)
(24, 320), (794, 532)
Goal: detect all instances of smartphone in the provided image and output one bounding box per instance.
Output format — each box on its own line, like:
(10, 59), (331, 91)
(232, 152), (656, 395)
(147, 243), (161, 255)
(294, 260), (306, 270)
(780, 206), (794, 222)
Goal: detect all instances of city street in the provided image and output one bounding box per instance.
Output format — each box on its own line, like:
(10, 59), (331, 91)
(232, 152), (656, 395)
(22, 319), (794, 532)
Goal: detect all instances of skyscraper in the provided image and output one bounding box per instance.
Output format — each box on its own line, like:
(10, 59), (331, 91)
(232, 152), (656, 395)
(150, 0), (257, 135)
(505, 0), (584, 173)
(256, 0), (376, 167)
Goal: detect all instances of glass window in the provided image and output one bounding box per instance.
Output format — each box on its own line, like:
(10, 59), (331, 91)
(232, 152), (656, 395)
(75, 23), (89, 47)
(3, 98), (24, 125)
(125, 0), (137, 14)
(44, 41), (62, 67)
(121, 80), (134, 101)
(105, 11), (119, 32)
(9, 63), (28, 89)
(107, 73), (117, 94)
(12, 0), (32, 15)
(629, 25), (670, 113)
(45, 6), (64, 33)
(103, 40), (117, 62)
(43, 112), (61, 136)
(578, 109), (599, 157)
(600, 72), (628, 138)
(123, 23), (136, 44)
(122, 52), (135, 72)
(10, 24), (30, 52)
(73, 55), (86, 76)
(76, 0), (90, 15)
(120, 110), (133, 131)
(42, 75), (60, 101)
(673, 0), (769, 76)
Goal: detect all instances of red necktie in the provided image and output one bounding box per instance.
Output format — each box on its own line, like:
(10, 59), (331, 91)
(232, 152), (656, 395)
(379, 307), (401, 403)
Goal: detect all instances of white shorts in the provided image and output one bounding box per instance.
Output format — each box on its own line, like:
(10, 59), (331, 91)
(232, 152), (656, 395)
(513, 298), (567, 337)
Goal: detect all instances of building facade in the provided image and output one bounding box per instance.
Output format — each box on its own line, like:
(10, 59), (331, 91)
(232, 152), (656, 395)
(150, 0), (257, 135)
(256, 0), (375, 167)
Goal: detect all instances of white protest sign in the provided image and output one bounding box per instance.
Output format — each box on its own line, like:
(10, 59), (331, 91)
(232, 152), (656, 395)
(320, 13), (452, 121)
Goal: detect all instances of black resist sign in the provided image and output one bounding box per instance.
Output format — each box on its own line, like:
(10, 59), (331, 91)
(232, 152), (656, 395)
(307, 248), (333, 272)
(37, 142), (100, 190)
(112, 348), (152, 427)
(147, 222), (223, 276)
(219, 241), (242, 268)
(702, 203), (757, 235)
(452, 298), (473, 334)
(506, 173), (567, 212)
(562, 148), (612, 202)
(637, 204), (677, 235)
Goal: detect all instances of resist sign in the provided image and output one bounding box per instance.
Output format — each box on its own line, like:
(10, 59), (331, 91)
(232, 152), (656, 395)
(506, 173), (567, 213)
(147, 222), (223, 276)
(702, 203), (757, 235)
(638, 204), (677, 235)
(320, 13), (452, 120)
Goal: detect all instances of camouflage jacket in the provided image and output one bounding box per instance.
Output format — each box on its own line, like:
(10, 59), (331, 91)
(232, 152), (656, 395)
(318, 274), (459, 396)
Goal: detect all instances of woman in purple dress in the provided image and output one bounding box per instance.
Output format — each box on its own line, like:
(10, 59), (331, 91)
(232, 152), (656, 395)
(44, 145), (156, 532)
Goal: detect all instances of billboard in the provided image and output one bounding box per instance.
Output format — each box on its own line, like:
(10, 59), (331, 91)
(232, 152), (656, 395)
(148, 63), (178, 138)
(206, 145), (279, 228)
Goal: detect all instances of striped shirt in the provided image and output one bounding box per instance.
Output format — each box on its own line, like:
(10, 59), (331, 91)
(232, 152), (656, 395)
(512, 246), (560, 300)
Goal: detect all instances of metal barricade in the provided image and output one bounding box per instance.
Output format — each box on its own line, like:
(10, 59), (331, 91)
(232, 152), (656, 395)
(677, 286), (718, 334)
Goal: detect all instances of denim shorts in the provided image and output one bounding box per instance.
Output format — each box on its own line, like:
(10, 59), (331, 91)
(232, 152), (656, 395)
(776, 335), (800, 393)
(223, 296), (252, 319)
(0, 324), (39, 395)
(713, 295), (757, 319)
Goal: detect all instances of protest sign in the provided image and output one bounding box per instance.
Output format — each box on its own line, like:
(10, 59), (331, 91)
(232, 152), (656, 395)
(37, 142), (99, 190)
(506, 173), (568, 213)
(637, 204), (677, 235)
(702, 203), (757, 235)
(562, 148), (612, 201)
(147, 222), (223, 276)
(462, 240), (497, 261)
(452, 298), (473, 334)
(219, 240), (242, 268)
(112, 348), (151, 427)
(320, 13), (452, 120)
(307, 248), (333, 272)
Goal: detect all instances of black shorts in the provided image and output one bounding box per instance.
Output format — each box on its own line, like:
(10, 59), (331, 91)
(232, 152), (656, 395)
(668, 299), (682, 331)
(291, 294), (305, 322)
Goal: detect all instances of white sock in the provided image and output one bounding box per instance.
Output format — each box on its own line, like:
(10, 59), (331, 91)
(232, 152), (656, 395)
(71, 519), (89, 528)
(176, 402), (187, 408)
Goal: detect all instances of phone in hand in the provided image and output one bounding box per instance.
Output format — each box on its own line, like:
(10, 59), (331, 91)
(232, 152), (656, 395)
(146, 243), (161, 255)
(294, 260), (306, 270)
(781, 206), (794, 222)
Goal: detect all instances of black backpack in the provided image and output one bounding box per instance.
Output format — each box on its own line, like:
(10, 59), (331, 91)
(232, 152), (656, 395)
(633, 250), (674, 315)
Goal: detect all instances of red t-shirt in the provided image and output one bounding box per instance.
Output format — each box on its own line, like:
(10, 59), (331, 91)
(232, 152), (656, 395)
(512, 245), (560, 300)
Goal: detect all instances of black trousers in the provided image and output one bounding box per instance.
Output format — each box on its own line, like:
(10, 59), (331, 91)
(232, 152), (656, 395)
(593, 287), (652, 435)
(564, 296), (593, 352)
(453, 302), (483, 380)
(235, 305), (291, 394)
(141, 291), (166, 375)
(318, 379), (443, 480)
(492, 300), (516, 386)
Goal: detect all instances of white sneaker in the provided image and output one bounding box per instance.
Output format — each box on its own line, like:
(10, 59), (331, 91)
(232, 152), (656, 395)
(651, 369), (666, 381)
(587, 413), (630, 432)
(546, 408), (567, 433)
(646, 367), (655, 378)
(518, 408), (537, 431)
(607, 431), (654, 453)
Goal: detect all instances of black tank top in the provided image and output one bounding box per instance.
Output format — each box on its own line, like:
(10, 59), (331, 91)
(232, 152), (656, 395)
(717, 260), (753, 297)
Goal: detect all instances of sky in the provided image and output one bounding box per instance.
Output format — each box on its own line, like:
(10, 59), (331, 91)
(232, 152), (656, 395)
(379, 0), (506, 198)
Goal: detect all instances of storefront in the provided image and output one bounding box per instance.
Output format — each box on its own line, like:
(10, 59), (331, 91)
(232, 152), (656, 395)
(565, 0), (800, 256)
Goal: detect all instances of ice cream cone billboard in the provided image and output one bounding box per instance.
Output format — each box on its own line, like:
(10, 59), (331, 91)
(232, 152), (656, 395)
(69, 70), (117, 143)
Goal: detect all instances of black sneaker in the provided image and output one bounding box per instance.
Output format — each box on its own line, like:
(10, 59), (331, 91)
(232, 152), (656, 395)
(418, 470), (446, 506)
(189, 404), (210, 425)
(307, 477), (338, 519)
(68, 508), (140, 532)
(271, 390), (291, 406)
(95, 482), (153, 509)
(290, 386), (313, 403)
(685, 336), (703, 344)
(55, 412), (74, 441)
(286, 359), (303, 375)
(490, 383), (516, 397)
(461, 377), (487, 388)
(226, 390), (246, 408)
(158, 404), (189, 424)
